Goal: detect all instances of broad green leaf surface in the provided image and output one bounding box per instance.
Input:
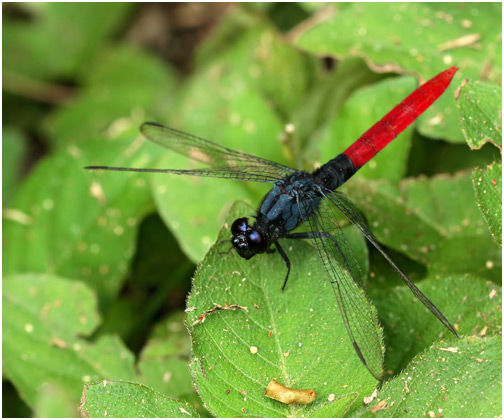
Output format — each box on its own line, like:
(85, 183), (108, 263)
(298, 2), (336, 14)
(3, 129), (156, 305)
(372, 275), (501, 376)
(46, 45), (177, 148)
(457, 79), (502, 150)
(2, 126), (26, 205)
(291, 58), (383, 165)
(187, 202), (380, 418)
(295, 3), (502, 141)
(3, 3), (132, 79)
(96, 214), (195, 348)
(318, 75), (417, 182)
(137, 312), (210, 416)
(80, 380), (199, 418)
(344, 172), (501, 282)
(367, 336), (502, 418)
(196, 18), (317, 121)
(137, 312), (195, 400)
(34, 383), (79, 418)
(306, 393), (359, 418)
(405, 129), (500, 178)
(472, 163), (502, 248)
(246, 31), (315, 119)
(428, 235), (501, 280)
(3, 274), (137, 409)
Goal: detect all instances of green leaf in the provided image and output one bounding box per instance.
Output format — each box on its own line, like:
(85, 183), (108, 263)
(196, 17), (317, 120)
(80, 380), (199, 418)
(187, 202), (380, 418)
(3, 129), (155, 305)
(372, 275), (501, 376)
(2, 126), (27, 205)
(298, 3), (336, 14)
(3, 274), (137, 409)
(137, 312), (211, 416)
(291, 58), (382, 165)
(457, 79), (502, 150)
(96, 214), (195, 350)
(3, 3), (133, 79)
(236, 26), (316, 118)
(295, 3), (502, 141)
(367, 336), (501, 418)
(46, 45), (177, 148)
(472, 163), (502, 248)
(137, 312), (194, 399)
(306, 393), (359, 417)
(428, 235), (501, 280)
(34, 383), (79, 418)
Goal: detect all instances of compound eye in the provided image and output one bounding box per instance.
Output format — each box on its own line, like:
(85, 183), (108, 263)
(248, 230), (267, 253)
(231, 218), (249, 235)
(248, 230), (262, 244)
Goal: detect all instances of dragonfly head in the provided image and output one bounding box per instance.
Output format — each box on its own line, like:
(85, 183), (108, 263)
(230, 217), (268, 259)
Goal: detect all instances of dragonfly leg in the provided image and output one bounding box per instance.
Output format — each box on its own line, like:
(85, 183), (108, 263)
(217, 239), (234, 256)
(281, 232), (335, 291)
(274, 241), (291, 292)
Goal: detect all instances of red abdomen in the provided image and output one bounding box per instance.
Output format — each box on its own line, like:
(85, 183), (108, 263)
(342, 66), (458, 171)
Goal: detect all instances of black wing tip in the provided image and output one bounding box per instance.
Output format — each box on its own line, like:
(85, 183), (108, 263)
(84, 165), (116, 171)
(448, 324), (461, 338)
(352, 341), (384, 381)
(140, 121), (165, 132)
(84, 166), (135, 172)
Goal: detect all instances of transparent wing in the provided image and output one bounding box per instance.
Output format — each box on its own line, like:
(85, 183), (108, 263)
(139, 122), (296, 182)
(326, 190), (459, 337)
(296, 193), (384, 380)
(86, 122), (296, 182)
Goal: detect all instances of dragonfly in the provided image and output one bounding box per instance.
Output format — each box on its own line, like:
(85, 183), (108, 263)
(86, 66), (459, 380)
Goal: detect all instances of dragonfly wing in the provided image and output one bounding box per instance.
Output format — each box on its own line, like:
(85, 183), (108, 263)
(325, 190), (459, 338)
(84, 166), (286, 183)
(296, 194), (384, 380)
(139, 122), (296, 182)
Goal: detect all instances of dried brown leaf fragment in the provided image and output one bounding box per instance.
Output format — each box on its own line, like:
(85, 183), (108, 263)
(264, 379), (316, 405)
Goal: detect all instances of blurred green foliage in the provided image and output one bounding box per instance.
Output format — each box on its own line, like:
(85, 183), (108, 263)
(3, 3), (501, 418)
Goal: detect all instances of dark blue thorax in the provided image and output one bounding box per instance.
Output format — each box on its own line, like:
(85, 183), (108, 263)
(258, 171), (322, 234)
